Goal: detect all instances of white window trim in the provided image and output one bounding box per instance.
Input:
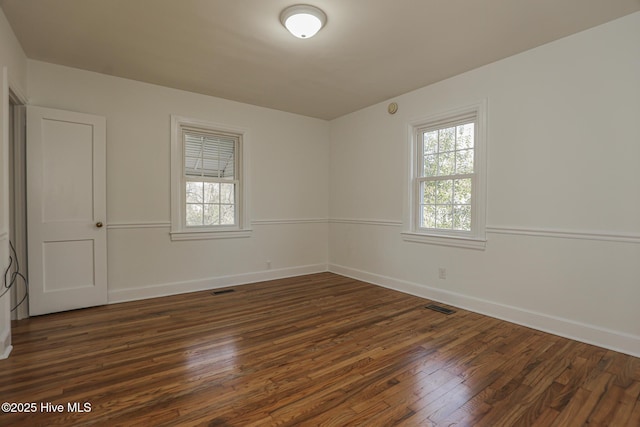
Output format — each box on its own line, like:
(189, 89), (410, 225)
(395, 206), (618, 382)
(170, 115), (252, 241)
(402, 100), (487, 250)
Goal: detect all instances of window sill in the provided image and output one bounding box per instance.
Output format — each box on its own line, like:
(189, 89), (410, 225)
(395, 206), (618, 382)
(401, 231), (486, 250)
(170, 228), (253, 241)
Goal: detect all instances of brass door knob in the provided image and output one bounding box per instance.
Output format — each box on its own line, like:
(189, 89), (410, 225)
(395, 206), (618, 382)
(96, 222), (104, 228)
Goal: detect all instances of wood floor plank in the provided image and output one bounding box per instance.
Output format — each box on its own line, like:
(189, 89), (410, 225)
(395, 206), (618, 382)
(1, 272), (638, 426)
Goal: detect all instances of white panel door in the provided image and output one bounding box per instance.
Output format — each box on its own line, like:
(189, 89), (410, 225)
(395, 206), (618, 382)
(27, 106), (107, 316)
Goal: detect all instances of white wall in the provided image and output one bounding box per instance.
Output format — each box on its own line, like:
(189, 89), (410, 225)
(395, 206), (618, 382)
(0, 8), (28, 358)
(27, 60), (330, 301)
(329, 12), (640, 357)
(0, 10), (27, 94)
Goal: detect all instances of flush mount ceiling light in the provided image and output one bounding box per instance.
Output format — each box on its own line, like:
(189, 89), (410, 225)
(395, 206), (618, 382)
(280, 4), (327, 39)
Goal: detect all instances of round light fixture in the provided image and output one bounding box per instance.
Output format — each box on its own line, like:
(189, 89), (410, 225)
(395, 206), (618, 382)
(280, 4), (327, 39)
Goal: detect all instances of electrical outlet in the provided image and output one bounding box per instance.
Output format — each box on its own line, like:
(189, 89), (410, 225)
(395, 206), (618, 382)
(438, 267), (447, 280)
(266, 260), (272, 270)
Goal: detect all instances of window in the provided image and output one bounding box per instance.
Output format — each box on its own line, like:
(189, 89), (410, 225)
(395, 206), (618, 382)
(419, 120), (474, 231)
(184, 131), (237, 227)
(403, 102), (486, 249)
(170, 116), (251, 240)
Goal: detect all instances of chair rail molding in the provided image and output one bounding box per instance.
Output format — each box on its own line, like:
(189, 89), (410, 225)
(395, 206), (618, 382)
(486, 225), (640, 244)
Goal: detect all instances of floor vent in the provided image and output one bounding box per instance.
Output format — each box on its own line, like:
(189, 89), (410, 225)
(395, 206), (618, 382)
(212, 289), (236, 295)
(425, 304), (456, 315)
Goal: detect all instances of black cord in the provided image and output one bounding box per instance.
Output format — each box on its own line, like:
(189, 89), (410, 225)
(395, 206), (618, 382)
(2, 240), (28, 312)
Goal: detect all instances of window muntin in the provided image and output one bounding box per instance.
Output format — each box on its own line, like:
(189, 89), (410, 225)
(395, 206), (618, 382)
(182, 129), (240, 228)
(418, 120), (476, 233)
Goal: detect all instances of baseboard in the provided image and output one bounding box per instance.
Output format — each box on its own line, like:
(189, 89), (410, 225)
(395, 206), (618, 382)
(109, 263), (329, 304)
(0, 326), (12, 360)
(329, 264), (640, 358)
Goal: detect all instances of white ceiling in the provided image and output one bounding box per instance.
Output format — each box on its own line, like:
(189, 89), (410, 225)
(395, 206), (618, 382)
(1, 0), (639, 120)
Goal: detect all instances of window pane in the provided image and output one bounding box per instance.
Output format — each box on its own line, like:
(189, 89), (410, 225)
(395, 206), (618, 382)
(186, 182), (203, 203)
(184, 136), (203, 157)
(204, 183), (220, 204)
(455, 149), (474, 174)
(454, 179), (472, 204)
(203, 204), (220, 225)
(220, 205), (235, 225)
(184, 132), (236, 179)
(423, 154), (437, 177)
(453, 205), (471, 231)
(436, 180), (453, 204)
(201, 158), (221, 178)
(422, 181), (436, 204)
(456, 123), (474, 150)
(220, 183), (235, 204)
(186, 203), (203, 226)
(184, 157), (201, 177)
(436, 205), (453, 229)
(184, 134), (204, 176)
(423, 131), (438, 154)
(438, 152), (455, 176)
(439, 127), (455, 152)
(422, 205), (436, 228)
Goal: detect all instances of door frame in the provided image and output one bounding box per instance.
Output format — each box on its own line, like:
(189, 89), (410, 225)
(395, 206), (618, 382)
(8, 89), (27, 320)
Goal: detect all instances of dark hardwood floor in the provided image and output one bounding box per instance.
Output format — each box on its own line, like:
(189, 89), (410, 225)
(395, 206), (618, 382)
(1, 272), (638, 426)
